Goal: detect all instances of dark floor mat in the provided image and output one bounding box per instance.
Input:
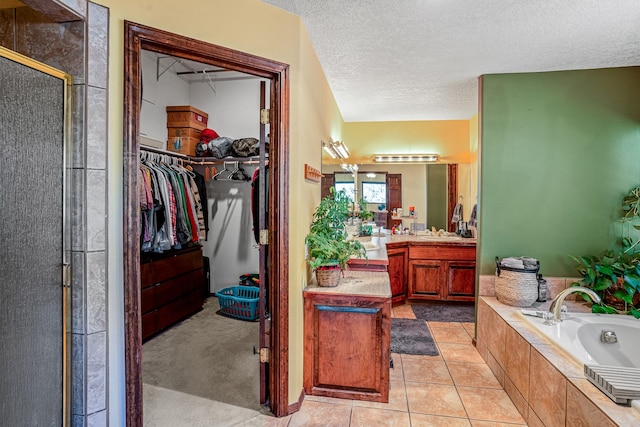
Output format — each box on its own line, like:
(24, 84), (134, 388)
(411, 303), (475, 322)
(390, 318), (439, 356)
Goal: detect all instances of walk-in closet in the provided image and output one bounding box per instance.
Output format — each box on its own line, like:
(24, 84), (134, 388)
(137, 49), (271, 422)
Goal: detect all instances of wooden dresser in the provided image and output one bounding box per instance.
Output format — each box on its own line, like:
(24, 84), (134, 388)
(141, 246), (204, 341)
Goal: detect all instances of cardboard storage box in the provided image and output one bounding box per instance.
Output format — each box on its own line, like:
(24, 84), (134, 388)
(166, 105), (208, 130)
(168, 126), (202, 141)
(167, 136), (198, 156)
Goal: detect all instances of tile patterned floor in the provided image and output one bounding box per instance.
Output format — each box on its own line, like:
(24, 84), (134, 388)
(275, 303), (528, 427)
(145, 303), (527, 426)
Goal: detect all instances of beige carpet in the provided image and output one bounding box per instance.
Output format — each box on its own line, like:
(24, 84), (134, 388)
(143, 297), (265, 423)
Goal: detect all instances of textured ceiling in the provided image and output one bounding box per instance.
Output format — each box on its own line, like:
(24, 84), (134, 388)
(262, 0), (640, 122)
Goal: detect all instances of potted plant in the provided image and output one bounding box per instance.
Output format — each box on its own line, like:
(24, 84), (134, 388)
(569, 185), (640, 318)
(357, 197), (374, 236)
(306, 188), (366, 286)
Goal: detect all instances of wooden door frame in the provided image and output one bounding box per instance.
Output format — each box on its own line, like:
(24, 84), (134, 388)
(123, 21), (290, 425)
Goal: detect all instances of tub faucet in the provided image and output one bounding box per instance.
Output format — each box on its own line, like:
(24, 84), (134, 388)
(548, 286), (602, 322)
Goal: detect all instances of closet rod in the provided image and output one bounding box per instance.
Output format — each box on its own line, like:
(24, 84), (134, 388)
(140, 145), (264, 165)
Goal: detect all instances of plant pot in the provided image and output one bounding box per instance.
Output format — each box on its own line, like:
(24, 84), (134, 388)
(602, 279), (640, 311)
(316, 265), (342, 287)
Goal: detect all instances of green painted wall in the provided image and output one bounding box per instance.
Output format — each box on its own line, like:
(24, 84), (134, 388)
(427, 164), (447, 230)
(479, 67), (640, 277)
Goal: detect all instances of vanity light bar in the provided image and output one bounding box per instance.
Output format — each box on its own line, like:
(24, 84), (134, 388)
(373, 154), (440, 163)
(322, 139), (350, 160)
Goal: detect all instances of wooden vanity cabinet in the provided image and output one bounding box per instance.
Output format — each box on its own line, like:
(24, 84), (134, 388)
(408, 244), (476, 302)
(386, 244), (408, 305)
(303, 272), (391, 403)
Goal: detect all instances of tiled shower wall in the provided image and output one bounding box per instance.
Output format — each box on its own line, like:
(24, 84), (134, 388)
(1, 2), (109, 426)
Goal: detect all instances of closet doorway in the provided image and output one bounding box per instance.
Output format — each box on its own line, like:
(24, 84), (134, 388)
(123, 21), (290, 425)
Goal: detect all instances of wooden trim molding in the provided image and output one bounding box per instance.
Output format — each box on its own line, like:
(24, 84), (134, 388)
(288, 388), (306, 414)
(447, 164), (458, 232)
(123, 21), (290, 425)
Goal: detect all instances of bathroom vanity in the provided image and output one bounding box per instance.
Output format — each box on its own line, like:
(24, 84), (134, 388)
(348, 234), (477, 304)
(303, 270), (391, 402)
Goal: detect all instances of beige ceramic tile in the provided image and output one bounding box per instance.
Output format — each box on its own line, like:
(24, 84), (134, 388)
(447, 362), (501, 389)
(478, 274), (496, 297)
(410, 413), (472, 426)
(402, 359), (453, 384)
(390, 354), (404, 381)
(476, 340), (489, 364)
(437, 342), (485, 364)
(566, 381), (616, 427)
(392, 304), (416, 319)
(288, 400), (352, 427)
(235, 414), (292, 426)
(503, 374), (529, 421)
(470, 421), (527, 427)
(303, 394), (353, 406)
(545, 277), (569, 300)
(400, 352), (442, 363)
(350, 406), (411, 427)
(487, 309), (507, 366)
(353, 380), (408, 412)
(430, 326), (473, 344)
(476, 298), (491, 344)
(405, 382), (467, 418)
(457, 386), (525, 424)
(485, 350), (504, 387)
(526, 407), (545, 427)
(504, 324), (530, 400)
(528, 348), (566, 427)
(531, 343), (583, 379)
(568, 378), (640, 427)
(427, 321), (467, 331)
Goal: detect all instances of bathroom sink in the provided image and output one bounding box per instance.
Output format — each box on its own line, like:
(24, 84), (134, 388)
(361, 241), (380, 251)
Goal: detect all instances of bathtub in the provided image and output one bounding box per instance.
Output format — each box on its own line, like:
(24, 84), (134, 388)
(518, 312), (640, 369)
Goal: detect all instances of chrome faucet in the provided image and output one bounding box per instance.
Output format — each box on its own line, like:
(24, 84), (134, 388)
(548, 286), (602, 322)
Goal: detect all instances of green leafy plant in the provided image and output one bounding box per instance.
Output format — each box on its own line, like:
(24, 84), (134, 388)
(305, 188), (366, 271)
(569, 185), (640, 318)
(569, 251), (640, 318)
(620, 185), (640, 254)
(357, 197), (374, 223)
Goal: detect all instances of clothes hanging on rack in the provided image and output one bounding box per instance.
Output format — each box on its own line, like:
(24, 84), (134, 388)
(139, 150), (207, 252)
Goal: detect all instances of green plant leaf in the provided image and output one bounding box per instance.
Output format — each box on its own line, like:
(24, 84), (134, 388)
(592, 304), (618, 314)
(592, 277), (613, 291)
(613, 289), (633, 303)
(629, 308), (640, 319)
(595, 265), (613, 276)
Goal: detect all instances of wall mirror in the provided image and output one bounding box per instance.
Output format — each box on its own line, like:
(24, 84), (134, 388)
(322, 159), (472, 232)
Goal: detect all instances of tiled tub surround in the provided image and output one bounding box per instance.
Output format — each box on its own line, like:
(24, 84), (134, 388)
(477, 296), (640, 426)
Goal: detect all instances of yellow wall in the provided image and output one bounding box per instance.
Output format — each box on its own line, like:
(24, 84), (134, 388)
(340, 120), (471, 165)
(469, 113), (479, 211)
(98, 0), (343, 406)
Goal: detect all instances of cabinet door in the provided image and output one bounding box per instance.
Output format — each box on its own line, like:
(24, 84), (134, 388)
(387, 247), (407, 302)
(446, 260), (476, 301)
(409, 259), (444, 300)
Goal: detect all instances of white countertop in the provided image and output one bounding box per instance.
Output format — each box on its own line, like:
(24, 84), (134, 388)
(305, 270), (391, 298)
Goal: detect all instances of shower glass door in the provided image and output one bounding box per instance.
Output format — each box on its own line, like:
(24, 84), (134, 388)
(0, 47), (71, 426)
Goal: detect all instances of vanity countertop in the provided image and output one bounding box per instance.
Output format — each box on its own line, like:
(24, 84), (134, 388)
(304, 270), (391, 298)
(347, 233), (477, 269)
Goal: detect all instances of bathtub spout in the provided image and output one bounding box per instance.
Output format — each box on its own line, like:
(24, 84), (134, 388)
(548, 286), (602, 322)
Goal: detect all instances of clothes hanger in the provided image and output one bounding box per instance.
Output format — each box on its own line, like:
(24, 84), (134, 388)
(213, 161), (235, 180)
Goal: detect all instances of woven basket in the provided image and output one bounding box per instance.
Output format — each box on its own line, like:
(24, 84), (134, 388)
(316, 266), (342, 287)
(495, 257), (540, 307)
